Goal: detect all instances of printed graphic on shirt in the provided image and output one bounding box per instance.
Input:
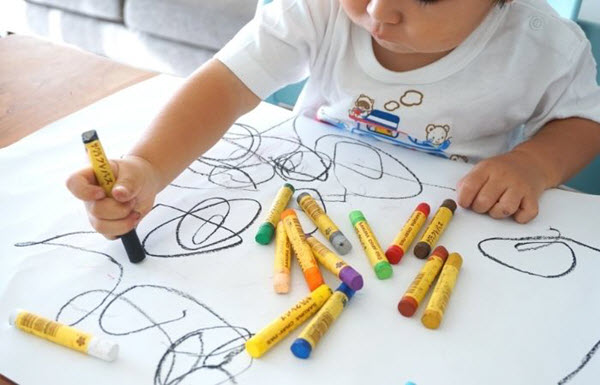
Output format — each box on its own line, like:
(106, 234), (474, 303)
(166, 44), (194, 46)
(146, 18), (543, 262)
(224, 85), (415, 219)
(384, 90), (423, 111)
(316, 92), (455, 159)
(449, 154), (469, 163)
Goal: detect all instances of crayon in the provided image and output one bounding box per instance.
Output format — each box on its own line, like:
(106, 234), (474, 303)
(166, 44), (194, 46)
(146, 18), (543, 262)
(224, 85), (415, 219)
(82, 130), (145, 263)
(414, 199), (457, 259)
(306, 235), (363, 291)
(398, 246), (449, 317)
(297, 192), (352, 255)
(349, 210), (392, 280)
(422, 252), (463, 329)
(255, 183), (295, 245)
(291, 282), (355, 359)
(245, 284), (332, 358)
(386, 203), (430, 264)
(273, 221), (292, 294)
(9, 309), (118, 361)
(281, 209), (324, 291)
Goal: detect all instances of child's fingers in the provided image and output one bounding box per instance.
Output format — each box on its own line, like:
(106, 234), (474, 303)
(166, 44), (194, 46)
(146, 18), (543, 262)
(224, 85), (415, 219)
(470, 177), (506, 214)
(85, 198), (137, 220)
(513, 196), (539, 224)
(456, 170), (489, 209)
(488, 189), (522, 219)
(110, 161), (144, 203)
(87, 211), (141, 238)
(66, 169), (106, 201)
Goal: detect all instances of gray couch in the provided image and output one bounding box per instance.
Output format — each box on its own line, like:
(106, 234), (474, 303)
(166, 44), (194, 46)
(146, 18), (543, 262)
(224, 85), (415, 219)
(3, 0), (257, 76)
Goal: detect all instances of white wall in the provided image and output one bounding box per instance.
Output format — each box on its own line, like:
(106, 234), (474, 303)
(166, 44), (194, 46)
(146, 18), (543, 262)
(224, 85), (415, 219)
(580, 0), (600, 23)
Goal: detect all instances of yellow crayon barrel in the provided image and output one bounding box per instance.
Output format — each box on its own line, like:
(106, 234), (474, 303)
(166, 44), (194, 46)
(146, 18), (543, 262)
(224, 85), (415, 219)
(255, 183), (295, 245)
(9, 309), (118, 361)
(281, 209), (324, 291)
(386, 203), (430, 264)
(291, 283), (355, 359)
(422, 252), (463, 329)
(349, 210), (392, 280)
(274, 222), (292, 294)
(297, 192), (352, 255)
(414, 199), (457, 259)
(245, 284), (332, 358)
(306, 235), (363, 291)
(398, 246), (448, 317)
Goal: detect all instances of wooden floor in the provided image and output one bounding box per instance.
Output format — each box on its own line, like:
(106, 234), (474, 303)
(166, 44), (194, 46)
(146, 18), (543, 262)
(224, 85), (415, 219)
(0, 35), (156, 148)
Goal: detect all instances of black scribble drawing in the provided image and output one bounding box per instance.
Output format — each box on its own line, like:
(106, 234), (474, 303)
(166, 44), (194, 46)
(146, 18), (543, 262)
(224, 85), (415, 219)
(169, 116), (455, 200)
(15, 230), (253, 385)
(478, 227), (600, 384)
(142, 197), (261, 258)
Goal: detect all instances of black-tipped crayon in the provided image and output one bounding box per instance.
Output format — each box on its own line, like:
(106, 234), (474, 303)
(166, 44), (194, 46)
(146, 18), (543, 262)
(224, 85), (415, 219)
(81, 130), (145, 263)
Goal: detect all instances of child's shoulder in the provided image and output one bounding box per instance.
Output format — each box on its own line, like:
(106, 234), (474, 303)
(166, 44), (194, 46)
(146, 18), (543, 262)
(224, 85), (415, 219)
(508, 0), (589, 54)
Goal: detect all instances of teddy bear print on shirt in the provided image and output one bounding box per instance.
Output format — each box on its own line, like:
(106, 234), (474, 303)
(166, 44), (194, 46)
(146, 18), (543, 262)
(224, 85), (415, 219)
(425, 124), (451, 146)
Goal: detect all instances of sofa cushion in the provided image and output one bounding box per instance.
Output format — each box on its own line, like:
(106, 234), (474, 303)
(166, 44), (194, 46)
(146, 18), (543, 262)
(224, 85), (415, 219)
(125, 0), (256, 51)
(26, 0), (124, 21)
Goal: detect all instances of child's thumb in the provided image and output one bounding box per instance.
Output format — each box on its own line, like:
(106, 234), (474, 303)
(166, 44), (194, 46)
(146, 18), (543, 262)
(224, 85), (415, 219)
(112, 166), (143, 202)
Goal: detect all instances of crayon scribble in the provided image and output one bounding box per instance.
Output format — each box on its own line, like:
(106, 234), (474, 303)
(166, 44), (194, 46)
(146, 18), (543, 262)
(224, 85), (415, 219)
(170, 116), (454, 200)
(478, 227), (600, 384)
(16, 231), (253, 385)
(142, 197), (261, 258)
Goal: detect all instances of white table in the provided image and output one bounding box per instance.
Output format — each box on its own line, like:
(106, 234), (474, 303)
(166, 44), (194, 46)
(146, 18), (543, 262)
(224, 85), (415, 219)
(1, 75), (599, 385)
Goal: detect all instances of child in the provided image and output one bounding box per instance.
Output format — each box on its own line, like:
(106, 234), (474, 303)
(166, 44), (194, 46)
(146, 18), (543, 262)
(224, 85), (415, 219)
(67, 0), (600, 239)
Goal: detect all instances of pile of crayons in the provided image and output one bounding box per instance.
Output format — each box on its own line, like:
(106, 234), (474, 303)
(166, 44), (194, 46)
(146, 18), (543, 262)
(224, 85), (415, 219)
(8, 183), (463, 364)
(247, 183), (464, 359)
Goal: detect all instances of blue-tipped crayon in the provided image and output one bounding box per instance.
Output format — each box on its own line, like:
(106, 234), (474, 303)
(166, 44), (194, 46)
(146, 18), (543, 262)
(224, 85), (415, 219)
(291, 282), (355, 359)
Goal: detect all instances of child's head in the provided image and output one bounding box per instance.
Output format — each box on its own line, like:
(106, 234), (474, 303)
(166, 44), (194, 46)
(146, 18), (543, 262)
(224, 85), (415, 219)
(340, 0), (509, 55)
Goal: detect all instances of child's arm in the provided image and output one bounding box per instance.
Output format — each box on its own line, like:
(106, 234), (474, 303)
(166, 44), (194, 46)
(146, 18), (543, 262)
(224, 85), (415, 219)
(457, 117), (600, 223)
(66, 59), (260, 237)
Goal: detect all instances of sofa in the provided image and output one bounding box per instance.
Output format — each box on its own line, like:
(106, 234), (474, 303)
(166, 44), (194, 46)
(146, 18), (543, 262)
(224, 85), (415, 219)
(2, 0), (257, 76)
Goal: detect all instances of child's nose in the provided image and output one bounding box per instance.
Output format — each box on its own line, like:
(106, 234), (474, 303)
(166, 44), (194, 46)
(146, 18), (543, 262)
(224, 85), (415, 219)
(366, 0), (402, 25)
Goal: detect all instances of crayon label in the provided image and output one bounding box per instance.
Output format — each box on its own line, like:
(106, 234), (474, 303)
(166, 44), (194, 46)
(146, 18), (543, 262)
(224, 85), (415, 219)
(421, 207), (453, 247)
(427, 265), (459, 314)
(393, 211), (427, 250)
(354, 221), (387, 267)
(265, 186), (294, 227)
(84, 140), (115, 195)
(298, 195), (339, 238)
(246, 285), (332, 357)
(307, 237), (347, 275)
(274, 223), (292, 273)
(15, 311), (91, 353)
(404, 256), (445, 304)
(283, 216), (318, 272)
(298, 292), (347, 347)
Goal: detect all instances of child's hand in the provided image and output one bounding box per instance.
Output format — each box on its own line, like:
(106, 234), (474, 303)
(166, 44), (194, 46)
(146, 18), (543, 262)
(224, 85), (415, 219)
(66, 155), (161, 239)
(456, 150), (549, 223)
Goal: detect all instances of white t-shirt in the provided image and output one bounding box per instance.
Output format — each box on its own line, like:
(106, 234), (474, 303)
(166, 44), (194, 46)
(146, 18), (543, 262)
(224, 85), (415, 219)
(215, 0), (600, 162)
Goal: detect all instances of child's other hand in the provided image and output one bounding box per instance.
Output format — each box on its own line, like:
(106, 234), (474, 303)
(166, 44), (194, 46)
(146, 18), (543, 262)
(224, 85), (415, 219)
(66, 155), (161, 239)
(456, 150), (549, 223)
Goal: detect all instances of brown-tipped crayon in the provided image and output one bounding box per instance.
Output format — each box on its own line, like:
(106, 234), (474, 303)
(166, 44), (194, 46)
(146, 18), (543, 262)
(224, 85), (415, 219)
(82, 130), (145, 263)
(414, 199), (456, 259)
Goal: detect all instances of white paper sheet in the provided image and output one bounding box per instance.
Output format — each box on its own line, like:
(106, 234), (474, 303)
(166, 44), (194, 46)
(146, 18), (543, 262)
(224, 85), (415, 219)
(1, 75), (599, 385)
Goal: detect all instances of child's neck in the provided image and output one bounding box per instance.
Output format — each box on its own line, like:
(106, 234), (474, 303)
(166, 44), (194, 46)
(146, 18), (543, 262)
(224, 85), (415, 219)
(372, 39), (453, 72)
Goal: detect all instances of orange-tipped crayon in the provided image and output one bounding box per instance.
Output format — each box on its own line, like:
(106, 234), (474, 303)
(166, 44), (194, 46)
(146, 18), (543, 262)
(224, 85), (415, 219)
(281, 209), (324, 291)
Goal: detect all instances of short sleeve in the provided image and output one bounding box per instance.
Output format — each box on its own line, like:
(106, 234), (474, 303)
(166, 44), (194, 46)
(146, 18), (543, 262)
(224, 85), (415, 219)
(523, 39), (600, 138)
(214, 0), (331, 100)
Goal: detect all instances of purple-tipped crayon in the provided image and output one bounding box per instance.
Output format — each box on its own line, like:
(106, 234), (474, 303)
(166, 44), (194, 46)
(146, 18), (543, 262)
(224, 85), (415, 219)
(306, 235), (363, 291)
